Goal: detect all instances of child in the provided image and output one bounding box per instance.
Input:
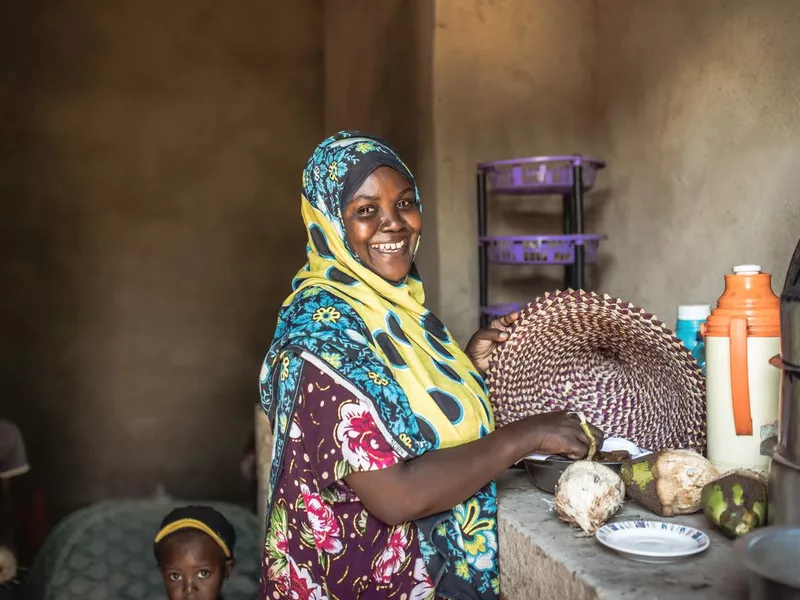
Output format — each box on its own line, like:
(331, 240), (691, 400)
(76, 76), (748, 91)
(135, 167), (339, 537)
(154, 506), (236, 600)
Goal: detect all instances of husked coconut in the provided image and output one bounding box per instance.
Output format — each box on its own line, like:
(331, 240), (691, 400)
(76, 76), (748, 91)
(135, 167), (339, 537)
(554, 460), (626, 534)
(620, 449), (719, 516)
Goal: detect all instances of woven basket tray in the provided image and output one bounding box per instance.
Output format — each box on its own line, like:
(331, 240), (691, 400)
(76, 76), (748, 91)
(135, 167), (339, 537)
(485, 289), (706, 452)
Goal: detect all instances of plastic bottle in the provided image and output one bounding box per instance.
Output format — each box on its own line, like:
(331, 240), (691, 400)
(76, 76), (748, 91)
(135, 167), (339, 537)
(676, 304), (711, 350)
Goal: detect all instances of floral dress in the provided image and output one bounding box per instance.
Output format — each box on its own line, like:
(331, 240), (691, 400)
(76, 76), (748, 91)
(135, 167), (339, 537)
(260, 364), (442, 600)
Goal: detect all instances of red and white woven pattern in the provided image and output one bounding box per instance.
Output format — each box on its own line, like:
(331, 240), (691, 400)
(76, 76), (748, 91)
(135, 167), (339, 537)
(485, 290), (706, 452)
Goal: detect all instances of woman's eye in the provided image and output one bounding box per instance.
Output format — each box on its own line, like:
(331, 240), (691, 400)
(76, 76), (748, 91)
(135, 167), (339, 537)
(198, 569), (211, 579)
(168, 573), (181, 582)
(357, 205), (376, 215)
(398, 198), (415, 209)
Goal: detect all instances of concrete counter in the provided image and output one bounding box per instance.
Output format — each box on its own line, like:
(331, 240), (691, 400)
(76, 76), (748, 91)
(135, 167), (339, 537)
(497, 470), (748, 600)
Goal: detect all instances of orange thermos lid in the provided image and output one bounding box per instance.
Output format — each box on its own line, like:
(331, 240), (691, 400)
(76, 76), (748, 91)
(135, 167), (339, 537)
(703, 264), (779, 338)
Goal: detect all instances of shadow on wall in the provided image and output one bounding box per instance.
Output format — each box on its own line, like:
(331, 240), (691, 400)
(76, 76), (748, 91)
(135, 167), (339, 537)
(0, 0), (90, 518)
(0, 0), (323, 517)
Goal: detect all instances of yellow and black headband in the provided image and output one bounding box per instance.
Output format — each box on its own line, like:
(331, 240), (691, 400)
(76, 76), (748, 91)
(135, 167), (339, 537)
(154, 506), (235, 559)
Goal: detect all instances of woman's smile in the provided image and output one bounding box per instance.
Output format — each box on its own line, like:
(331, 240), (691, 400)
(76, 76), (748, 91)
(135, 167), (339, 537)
(370, 239), (407, 253)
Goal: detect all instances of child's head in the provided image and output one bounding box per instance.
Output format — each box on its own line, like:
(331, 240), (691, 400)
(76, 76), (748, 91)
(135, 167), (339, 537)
(154, 506), (236, 600)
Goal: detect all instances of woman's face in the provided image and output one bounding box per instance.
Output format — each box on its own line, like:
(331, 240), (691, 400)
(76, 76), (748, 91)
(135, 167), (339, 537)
(343, 166), (422, 283)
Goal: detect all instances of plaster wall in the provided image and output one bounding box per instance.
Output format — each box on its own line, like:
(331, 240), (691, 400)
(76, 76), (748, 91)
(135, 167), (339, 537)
(595, 0), (800, 322)
(430, 0), (599, 343)
(0, 0), (322, 509)
(429, 0), (800, 340)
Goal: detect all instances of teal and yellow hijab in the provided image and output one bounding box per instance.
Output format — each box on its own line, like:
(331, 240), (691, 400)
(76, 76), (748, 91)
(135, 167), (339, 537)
(260, 131), (500, 598)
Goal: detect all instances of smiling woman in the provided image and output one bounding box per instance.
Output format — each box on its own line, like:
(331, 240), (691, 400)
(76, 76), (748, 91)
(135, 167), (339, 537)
(257, 132), (602, 600)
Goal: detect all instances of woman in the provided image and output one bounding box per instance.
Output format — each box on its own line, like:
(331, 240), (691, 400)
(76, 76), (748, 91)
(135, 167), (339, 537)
(258, 132), (602, 600)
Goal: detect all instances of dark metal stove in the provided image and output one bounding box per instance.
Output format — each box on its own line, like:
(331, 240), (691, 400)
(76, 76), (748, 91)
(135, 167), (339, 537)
(767, 238), (800, 526)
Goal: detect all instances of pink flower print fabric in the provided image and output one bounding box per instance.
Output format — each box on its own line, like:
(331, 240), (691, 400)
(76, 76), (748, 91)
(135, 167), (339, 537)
(260, 363), (441, 600)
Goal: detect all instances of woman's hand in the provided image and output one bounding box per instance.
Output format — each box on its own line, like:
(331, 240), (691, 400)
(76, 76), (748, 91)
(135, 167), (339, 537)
(465, 311), (519, 374)
(512, 411), (605, 460)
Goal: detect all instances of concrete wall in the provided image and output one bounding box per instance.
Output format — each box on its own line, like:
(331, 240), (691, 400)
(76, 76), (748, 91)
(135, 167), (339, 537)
(428, 0), (800, 340)
(429, 0), (599, 343)
(0, 0), (322, 510)
(595, 0), (800, 323)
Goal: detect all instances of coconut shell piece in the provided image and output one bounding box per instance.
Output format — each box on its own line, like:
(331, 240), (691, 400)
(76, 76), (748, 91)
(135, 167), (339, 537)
(485, 290), (706, 452)
(620, 449), (719, 516)
(701, 470), (768, 538)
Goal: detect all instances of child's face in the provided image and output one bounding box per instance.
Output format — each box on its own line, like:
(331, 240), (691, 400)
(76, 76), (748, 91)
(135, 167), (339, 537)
(159, 533), (233, 600)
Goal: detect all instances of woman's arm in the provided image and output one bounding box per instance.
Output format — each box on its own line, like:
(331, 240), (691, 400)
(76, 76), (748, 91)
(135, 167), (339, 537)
(345, 411), (602, 526)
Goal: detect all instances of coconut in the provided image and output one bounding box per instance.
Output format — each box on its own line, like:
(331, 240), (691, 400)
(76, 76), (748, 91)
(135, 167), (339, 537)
(701, 470), (768, 538)
(620, 449), (719, 516)
(554, 460), (626, 534)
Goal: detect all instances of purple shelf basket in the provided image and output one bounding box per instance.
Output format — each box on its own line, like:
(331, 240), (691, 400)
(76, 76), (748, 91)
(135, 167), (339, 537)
(481, 234), (606, 265)
(481, 303), (522, 317)
(477, 155), (606, 195)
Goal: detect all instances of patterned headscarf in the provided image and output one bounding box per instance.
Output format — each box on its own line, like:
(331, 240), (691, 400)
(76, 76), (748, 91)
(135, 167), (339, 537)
(260, 131), (500, 599)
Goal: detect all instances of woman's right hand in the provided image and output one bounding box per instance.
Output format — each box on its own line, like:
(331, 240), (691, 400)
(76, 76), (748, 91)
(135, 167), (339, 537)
(345, 409), (605, 526)
(514, 411), (605, 460)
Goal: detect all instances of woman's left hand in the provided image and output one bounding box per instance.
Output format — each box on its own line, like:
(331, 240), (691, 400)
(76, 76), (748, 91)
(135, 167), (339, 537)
(465, 311), (519, 374)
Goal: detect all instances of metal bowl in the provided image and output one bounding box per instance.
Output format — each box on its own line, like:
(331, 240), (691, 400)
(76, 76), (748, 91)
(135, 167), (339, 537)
(733, 526), (800, 599)
(522, 456), (626, 494)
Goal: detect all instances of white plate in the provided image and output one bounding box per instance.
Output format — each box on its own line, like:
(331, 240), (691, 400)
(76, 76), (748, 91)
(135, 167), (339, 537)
(595, 520), (710, 564)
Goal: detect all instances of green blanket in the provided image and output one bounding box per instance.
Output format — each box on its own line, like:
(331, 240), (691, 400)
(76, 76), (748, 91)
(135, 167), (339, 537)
(27, 499), (260, 600)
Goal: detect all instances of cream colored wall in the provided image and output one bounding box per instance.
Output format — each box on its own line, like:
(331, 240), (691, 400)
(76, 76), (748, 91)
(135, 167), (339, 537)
(595, 0), (800, 323)
(429, 0), (599, 343)
(1, 0), (322, 510)
(429, 0), (800, 340)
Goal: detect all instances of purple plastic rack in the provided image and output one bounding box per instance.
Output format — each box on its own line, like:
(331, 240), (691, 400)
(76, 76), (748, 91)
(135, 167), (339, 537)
(481, 234), (606, 265)
(476, 155), (606, 196)
(480, 303), (521, 318)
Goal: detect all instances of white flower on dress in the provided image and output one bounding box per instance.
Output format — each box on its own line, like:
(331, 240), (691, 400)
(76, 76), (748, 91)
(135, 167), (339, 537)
(410, 558), (436, 600)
